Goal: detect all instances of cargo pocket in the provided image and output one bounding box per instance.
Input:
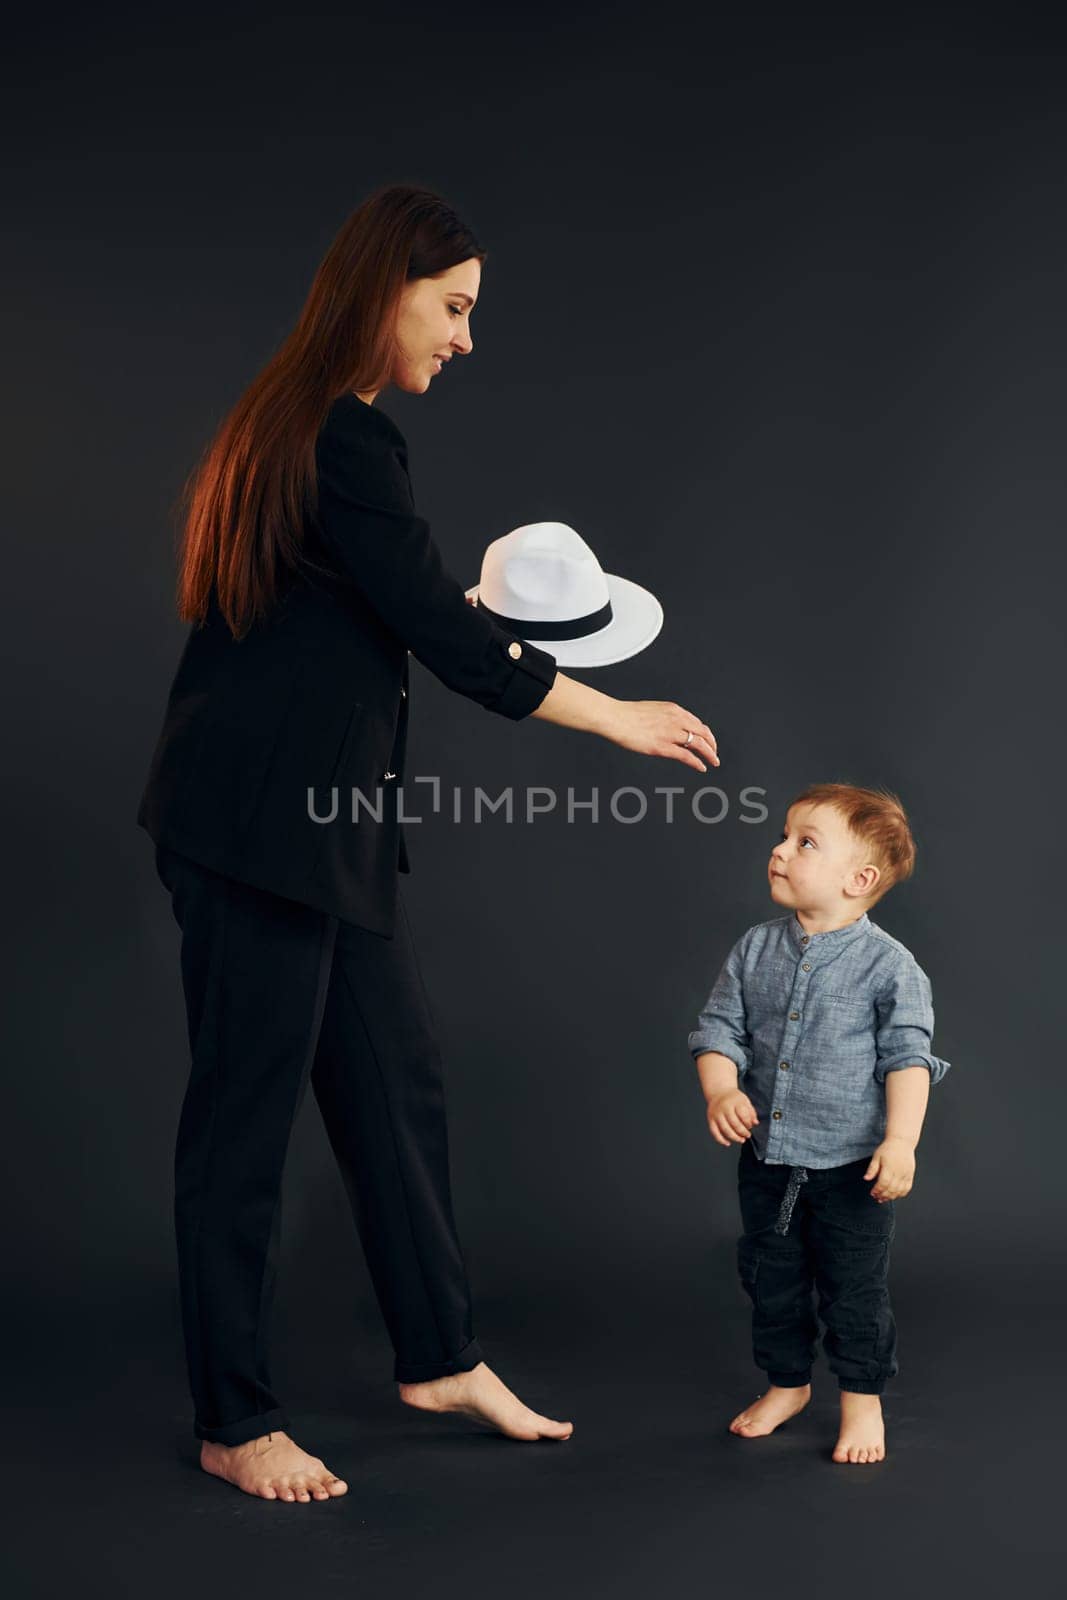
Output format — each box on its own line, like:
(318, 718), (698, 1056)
(824, 1187), (896, 1243)
(737, 1239), (761, 1306)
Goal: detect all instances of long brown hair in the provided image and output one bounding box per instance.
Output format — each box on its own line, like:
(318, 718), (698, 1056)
(175, 184), (487, 640)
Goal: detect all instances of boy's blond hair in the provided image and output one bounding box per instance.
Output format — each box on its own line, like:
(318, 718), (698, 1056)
(787, 783), (917, 908)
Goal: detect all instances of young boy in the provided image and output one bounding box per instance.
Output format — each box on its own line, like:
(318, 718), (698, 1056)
(688, 783), (950, 1465)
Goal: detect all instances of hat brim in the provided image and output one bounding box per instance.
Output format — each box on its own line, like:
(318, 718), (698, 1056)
(464, 571), (663, 668)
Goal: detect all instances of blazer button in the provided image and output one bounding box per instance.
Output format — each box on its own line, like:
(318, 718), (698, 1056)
(400, 688), (407, 699)
(508, 641), (522, 659)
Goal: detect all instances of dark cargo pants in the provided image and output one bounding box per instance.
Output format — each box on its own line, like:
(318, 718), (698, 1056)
(736, 1136), (898, 1395)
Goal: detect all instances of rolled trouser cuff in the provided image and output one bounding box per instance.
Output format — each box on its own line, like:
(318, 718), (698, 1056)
(193, 1405), (291, 1446)
(838, 1379), (886, 1395)
(767, 1370), (812, 1388)
(394, 1336), (485, 1385)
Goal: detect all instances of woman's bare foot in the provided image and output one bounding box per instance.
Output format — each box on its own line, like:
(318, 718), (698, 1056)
(832, 1391), (886, 1464)
(398, 1361), (573, 1440)
(729, 1382), (812, 1437)
(200, 1429), (349, 1501)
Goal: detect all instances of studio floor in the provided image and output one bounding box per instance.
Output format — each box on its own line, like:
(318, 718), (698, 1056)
(3, 1253), (1056, 1600)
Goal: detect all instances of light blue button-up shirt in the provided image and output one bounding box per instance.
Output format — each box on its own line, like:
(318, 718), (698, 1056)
(687, 911), (951, 1168)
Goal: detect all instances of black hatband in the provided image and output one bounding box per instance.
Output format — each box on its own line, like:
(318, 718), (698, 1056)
(475, 596), (613, 640)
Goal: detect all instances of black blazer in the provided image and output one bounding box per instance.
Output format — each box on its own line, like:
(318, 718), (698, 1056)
(136, 394), (558, 936)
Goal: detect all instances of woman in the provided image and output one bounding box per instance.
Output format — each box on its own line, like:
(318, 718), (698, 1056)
(137, 184), (719, 1503)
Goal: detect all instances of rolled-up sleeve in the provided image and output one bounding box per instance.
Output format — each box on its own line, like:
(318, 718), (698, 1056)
(874, 958), (951, 1084)
(688, 936), (753, 1076)
(314, 401), (558, 719)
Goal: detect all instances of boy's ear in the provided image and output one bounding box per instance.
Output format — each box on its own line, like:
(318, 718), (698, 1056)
(850, 862), (881, 897)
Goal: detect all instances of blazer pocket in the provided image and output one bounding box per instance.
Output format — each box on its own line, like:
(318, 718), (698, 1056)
(226, 656), (369, 871)
(319, 696), (367, 794)
(179, 656), (311, 847)
(301, 695), (370, 875)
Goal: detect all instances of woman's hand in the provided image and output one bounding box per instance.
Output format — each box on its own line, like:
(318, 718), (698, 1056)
(608, 701), (719, 771)
(706, 1089), (759, 1147)
(529, 672), (720, 769)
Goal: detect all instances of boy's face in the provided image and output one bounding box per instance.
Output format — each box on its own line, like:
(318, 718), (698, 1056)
(768, 803), (878, 915)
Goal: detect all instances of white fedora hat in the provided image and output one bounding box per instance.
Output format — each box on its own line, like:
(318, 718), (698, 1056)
(464, 521), (663, 668)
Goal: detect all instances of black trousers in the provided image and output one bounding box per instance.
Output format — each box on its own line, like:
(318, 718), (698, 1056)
(154, 844), (485, 1446)
(736, 1137), (898, 1396)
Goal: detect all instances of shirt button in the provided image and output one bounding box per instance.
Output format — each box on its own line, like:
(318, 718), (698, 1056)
(779, 1061), (790, 1071)
(802, 962), (811, 971)
(508, 641), (522, 659)
(801, 935), (809, 944)
(400, 687), (407, 699)
(789, 1011), (799, 1019)
(383, 771), (397, 781)
(772, 1110), (783, 1120)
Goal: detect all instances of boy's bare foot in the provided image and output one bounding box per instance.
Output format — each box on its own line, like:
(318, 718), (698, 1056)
(729, 1382), (812, 1437)
(832, 1391), (886, 1464)
(398, 1361), (573, 1440)
(200, 1430), (349, 1501)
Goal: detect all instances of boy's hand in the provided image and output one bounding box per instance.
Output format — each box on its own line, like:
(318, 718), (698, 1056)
(864, 1137), (916, 1201)
(706, 1089), (759, 1147)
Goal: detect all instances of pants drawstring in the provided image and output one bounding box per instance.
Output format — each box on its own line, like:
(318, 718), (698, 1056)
(774, 1165), (809, 1235)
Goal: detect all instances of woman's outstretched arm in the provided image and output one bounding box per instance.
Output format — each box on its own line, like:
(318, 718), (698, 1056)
(529, 672), (719, 773)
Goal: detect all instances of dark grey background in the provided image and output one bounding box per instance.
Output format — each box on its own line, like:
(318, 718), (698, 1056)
(4, 2), (1064, 1595)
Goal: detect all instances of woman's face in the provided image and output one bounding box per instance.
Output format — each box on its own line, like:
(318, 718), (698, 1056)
(391, 258), (480, 394)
